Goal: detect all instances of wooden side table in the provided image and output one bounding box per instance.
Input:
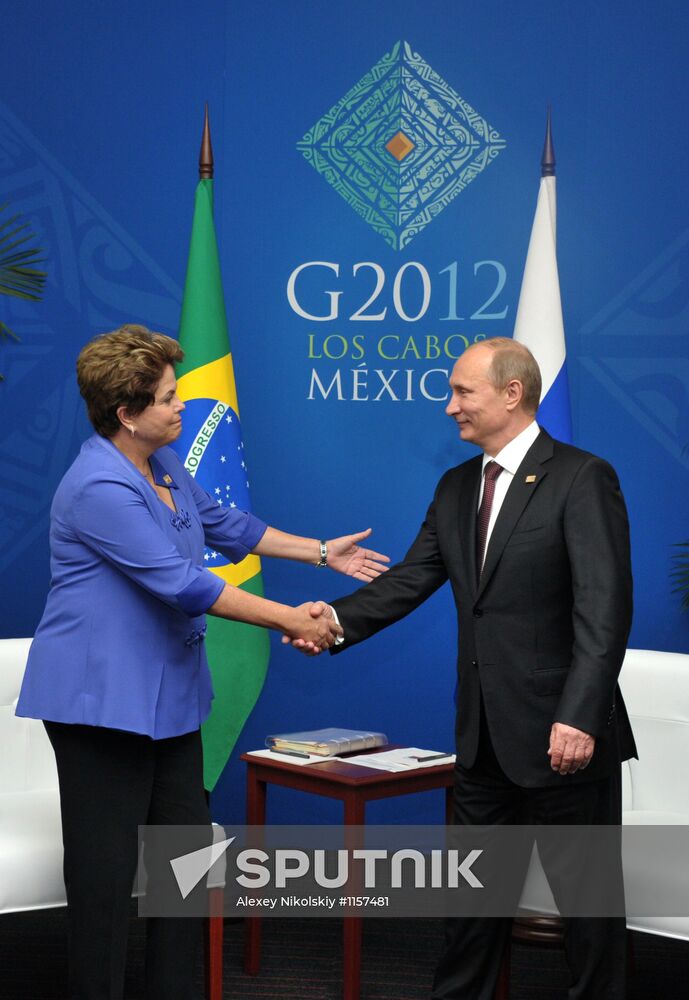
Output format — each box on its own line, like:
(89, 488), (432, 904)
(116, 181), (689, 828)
(241, 748), (454, 1000)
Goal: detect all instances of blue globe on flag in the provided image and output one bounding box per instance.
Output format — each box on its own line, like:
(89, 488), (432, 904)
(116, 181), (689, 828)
(175, 398), (252, 568)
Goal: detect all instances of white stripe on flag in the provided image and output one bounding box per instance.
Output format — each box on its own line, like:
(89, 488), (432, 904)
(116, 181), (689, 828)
(513, 175), (566, 399)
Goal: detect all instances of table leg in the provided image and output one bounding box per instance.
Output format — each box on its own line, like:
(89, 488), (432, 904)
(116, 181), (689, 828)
(343, 915), (363, 1000)
(205, 888), (224, 1000)
(343, 793), (365, 827)
(244, 920), (261, 976)
(244, 767), (266, 975)
(342, 791), (366, 1000)
(246, 766), (267, 825)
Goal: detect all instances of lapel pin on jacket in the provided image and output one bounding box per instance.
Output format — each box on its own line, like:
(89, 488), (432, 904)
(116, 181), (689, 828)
(525, 475), (537, 483)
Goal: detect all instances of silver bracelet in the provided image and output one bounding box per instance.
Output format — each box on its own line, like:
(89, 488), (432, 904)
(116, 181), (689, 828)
(316, 539), (328, 568)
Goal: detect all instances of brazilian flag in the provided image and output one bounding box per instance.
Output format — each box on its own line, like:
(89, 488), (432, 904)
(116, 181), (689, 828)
(173, 178), (269, 790)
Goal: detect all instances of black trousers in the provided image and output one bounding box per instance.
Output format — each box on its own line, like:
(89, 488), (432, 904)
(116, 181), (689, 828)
(45, 722), (212, 1000)
(431, 707), (627, 1000)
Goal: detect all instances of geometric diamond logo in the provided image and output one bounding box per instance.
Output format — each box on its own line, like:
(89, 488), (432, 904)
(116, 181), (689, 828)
(297, 40), (507, 250)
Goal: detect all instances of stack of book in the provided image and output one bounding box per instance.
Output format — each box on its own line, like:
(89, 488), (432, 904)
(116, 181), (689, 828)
(265, 727), (388, 757)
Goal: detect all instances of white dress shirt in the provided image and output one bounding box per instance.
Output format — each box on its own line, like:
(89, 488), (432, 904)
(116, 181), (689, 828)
(478, 421), (540, 567)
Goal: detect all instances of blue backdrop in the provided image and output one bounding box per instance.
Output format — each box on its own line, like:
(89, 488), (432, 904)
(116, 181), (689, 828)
(1, 0), (688, 823)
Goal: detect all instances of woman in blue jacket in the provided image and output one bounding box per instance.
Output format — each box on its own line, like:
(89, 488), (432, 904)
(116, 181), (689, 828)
(17, 324), (388, 1000)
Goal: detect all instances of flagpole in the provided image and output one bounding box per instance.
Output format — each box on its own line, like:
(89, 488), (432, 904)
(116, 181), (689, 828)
(541, 106), (555, 177)
(199, 103), (214, 180)
(541, 106), (557, 240)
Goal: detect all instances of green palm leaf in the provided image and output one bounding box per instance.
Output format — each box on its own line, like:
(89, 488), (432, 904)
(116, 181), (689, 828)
(0, 203), (46, 307)
(0, 201), (47, 379)
(671, 542), (689, 611)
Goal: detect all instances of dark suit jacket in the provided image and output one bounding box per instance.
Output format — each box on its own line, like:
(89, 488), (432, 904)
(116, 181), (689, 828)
(332, 429), (636, 788)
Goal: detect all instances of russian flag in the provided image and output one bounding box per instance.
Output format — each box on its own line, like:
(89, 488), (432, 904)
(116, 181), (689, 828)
(513, 112), (573, 444)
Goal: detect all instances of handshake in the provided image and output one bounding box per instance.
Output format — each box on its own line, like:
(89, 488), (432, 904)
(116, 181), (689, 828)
(281, 601), (341, 656)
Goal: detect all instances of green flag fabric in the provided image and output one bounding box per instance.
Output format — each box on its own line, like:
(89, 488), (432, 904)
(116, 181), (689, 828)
(173, 178), (269, 790)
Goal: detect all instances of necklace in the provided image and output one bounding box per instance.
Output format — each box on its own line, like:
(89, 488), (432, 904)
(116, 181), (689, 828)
(138, 461), (155, 483)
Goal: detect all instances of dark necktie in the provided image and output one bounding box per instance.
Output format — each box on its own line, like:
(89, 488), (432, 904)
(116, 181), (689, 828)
(476, 461), (503, 580)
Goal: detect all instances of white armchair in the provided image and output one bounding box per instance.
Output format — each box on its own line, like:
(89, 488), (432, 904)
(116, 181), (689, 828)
(0, 637), (224, 999)
(517, 647), (689, 940)
(0, 637), (64, 915)
(618, 647), (689, 939)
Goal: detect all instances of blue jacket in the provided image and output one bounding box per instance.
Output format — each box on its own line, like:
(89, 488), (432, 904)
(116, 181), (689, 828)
(16, 435), (267, 738)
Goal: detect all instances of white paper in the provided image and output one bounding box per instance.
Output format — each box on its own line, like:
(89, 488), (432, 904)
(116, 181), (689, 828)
(246, 748), (324, 766)
(335, 747), (455, 772)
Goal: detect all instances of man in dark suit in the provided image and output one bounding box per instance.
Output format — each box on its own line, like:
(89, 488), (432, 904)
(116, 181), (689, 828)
(292, 337), (635, 999)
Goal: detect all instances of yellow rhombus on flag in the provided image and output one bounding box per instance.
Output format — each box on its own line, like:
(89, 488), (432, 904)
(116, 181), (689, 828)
(173, 177), (269, 790)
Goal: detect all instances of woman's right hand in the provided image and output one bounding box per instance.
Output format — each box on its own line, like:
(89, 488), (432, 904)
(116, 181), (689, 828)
(283, 601), (342, 653)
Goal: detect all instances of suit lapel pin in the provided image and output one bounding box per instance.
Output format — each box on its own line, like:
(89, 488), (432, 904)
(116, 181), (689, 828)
(525, 475), (537, 483)
(163, 474), (172, 485)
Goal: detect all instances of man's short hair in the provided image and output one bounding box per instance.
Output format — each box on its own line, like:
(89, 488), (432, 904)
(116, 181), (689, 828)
(480, 337), (542, 414)
(77, 324), (184, 437)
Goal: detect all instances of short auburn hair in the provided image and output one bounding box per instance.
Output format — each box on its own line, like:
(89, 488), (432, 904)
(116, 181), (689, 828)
(76, 324), (184, 437)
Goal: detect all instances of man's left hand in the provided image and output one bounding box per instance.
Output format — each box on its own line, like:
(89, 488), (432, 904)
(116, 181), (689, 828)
(548, 722), (595, 774)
